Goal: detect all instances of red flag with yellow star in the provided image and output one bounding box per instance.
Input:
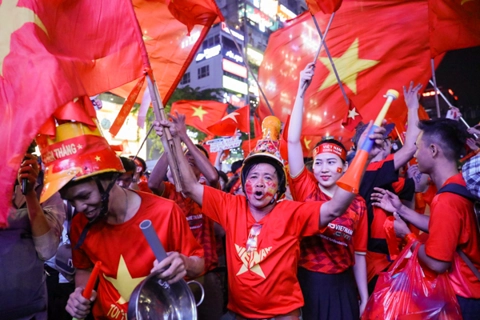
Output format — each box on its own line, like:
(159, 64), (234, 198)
(429, 0), (480, 57)
(170, 100), (228, 135)
(110, 0), (223, 105)
(258, 0), (438, 143)
(305, 0), (343, 14)
(341, 99), (363, 131)
(207, 105), (250, 137)
(0, 0), (148, 226)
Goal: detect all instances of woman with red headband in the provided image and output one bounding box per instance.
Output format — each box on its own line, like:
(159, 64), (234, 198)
(287, 63), (369, 319)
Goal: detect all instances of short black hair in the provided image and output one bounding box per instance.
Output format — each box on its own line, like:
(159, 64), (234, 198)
(120, 156), (136, 173)
(61, 172), (119, 195)
(129, 156), (147, 173)
(195, 144), (210, 160)
(231, 160), (244, 174)
(313, 139), (348, 163)
(418, 118), (468, 161)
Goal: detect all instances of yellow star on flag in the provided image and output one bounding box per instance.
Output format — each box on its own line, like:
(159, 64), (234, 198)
(191, 105), (208, 121)
(318, 38), (379, 94)
(95, 156), (101, 161)
(103, 255), (147, 304)
(347, 107), (359, 120)
(304, 137), (312, 150)
(0, 0), (48, 76)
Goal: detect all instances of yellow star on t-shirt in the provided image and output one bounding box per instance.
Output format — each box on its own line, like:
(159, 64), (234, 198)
(0, 0), (48, 76)
(235, 244), (272, 279)
(103, 255), (147, 304)
(191, 106), (208, 122)
(318, 38), (379, 94)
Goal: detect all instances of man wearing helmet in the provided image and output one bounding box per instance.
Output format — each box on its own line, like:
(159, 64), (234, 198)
(37, 118), (204, 320)
(154, 114), (386, 319)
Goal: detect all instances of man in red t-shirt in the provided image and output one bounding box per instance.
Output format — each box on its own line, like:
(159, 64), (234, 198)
(148, 115), (224, 320)
(372, 118), (480, 319)
(154, 113), (386, 319)
(36, 120), (204, 320)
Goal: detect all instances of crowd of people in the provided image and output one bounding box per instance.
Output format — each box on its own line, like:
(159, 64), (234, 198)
(1, 63), (480, 320)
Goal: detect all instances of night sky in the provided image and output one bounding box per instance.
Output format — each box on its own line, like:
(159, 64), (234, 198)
(433, 46), (480, 108)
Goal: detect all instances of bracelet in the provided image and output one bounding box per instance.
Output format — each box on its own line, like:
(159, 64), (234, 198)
(404, 233), (417, 244)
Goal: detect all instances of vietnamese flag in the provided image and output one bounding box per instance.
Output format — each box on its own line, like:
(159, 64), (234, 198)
(429, 0), (480, 57)
(170, 100), (228, 135)
(305, 0), (343, 14)
(207, 105), (251, 137)
(341, 99), (363, 131)
(258, 0), (439, 144)
(0, 0), (148, 226)
(111, 0), (223, 105)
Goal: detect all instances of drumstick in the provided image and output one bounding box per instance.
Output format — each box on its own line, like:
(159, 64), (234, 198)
(73, 261), (102, 320)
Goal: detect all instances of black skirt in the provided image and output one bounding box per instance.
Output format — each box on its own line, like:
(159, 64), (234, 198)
(298, 267), (359, 320)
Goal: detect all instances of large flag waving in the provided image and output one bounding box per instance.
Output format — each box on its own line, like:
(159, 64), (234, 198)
(0, 0), (149, 226)
(111, 0), (223, 105)
(258, 0), (438, 144)
(429, 0), (480, 57)
(170, 100), (228, 135)
(207, 105), (251, 137)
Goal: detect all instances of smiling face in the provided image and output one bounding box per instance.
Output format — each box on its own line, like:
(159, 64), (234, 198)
(313, 152), (346, 190)
(243, 163), (279, 210)
(61, 179), (105, 221)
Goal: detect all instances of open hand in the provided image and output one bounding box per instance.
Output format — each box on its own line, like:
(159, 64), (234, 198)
(371, 187), (402, 213)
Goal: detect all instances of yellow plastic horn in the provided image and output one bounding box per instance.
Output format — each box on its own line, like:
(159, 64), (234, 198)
(337, 89), (399, 193)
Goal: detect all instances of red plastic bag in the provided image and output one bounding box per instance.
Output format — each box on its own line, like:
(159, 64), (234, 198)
(362, 241), (462, 320)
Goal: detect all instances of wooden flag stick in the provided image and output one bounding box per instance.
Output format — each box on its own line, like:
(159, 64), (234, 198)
(310, 13), (349, 107)
(300, 13), (335, 98)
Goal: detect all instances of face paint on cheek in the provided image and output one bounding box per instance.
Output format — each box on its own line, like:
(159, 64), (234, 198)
(244, 180), (254, 196)
(265, 181), (278, 197)
(336, 167), (343, 173)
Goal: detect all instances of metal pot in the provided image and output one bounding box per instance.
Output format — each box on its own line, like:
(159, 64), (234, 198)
(127, 274), (204, 320)
(127, 219), (204, 319)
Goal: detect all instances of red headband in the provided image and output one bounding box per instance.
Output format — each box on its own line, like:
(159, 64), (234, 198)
(312, 143), (347, 161)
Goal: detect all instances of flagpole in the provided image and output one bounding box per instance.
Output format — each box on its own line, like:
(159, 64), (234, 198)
(300, 13), (335, 98)
(310, 13), (349, 107)
(224, 22), (275, 117)
(430, 58), (441, 118)
(428, 79), (478, 138)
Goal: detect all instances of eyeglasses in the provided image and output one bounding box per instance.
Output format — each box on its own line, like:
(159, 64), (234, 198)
(246, 223), (262, 252)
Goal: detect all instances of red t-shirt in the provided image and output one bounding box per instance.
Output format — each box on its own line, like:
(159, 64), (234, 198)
(162, 181), (218, 272)
(289, 168), (368, 273)
(425, 173), (480, 298)
(71, 192), (204, 319)
(202, 186), (323, 318)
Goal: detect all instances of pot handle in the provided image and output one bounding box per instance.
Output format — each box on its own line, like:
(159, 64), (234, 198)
(187, 280), (205, 306)
(140, 220), (167, 261)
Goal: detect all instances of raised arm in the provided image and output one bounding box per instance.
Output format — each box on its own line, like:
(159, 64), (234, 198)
(148, 152), (168, 195)
(19, 154), (63, 260)
(153, 116), (205, 206)
(174, 111), (219, 186)
(393, 82), (422, 170)
(288, 62), (315, 177)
